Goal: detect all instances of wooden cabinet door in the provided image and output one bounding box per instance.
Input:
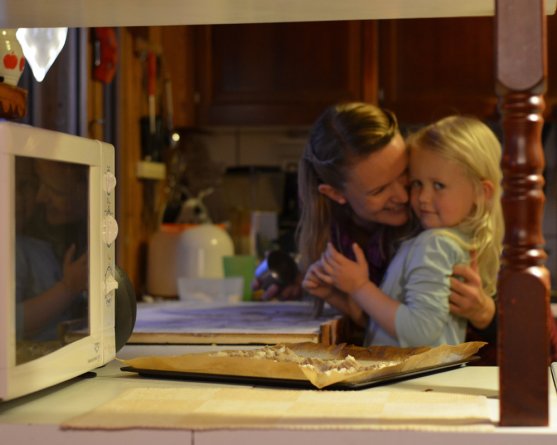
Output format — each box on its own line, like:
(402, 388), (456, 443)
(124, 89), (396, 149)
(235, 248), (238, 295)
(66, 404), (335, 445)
(161, 26), (196, 128)
(194, 21), (376, 125)
(378, 17), (498, 124)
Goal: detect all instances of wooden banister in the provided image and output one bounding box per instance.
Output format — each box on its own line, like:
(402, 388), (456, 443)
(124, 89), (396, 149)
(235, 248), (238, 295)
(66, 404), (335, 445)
(496, 0), (551, 426)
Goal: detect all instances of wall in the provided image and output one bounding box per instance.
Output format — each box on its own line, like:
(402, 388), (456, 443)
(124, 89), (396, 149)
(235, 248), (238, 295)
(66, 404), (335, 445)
(160, 125), (306, 220)
(199, 126), (307, 168)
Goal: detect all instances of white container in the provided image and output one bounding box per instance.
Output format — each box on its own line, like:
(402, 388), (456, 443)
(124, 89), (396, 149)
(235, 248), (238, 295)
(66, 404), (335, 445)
(177, 277), (243, 304)
(176, 224), (234, 279)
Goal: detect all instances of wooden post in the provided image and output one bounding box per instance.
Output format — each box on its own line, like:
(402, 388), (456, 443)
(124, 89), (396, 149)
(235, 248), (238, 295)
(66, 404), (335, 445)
(496, 0), (550, 426)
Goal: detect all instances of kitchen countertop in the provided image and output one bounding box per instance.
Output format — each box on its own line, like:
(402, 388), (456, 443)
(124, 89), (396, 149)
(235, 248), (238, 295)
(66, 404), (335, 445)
(1, 344), (556, 445)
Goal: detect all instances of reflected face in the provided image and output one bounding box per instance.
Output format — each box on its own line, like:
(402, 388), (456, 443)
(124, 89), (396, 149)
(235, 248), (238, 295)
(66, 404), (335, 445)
(338, 134), (410, 227)
(34, 160), (87, 225)
(409, 147), (477, 229)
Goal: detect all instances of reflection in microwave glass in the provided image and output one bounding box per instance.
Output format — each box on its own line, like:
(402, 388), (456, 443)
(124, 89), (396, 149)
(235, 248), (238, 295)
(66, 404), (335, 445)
(14, 156), (90, 364)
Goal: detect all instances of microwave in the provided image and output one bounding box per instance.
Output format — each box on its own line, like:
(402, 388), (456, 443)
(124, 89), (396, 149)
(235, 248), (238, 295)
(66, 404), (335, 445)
(0, 121), (119, 401)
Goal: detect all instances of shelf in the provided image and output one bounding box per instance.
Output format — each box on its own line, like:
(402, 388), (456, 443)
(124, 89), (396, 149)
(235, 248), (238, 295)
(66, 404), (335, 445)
(0, 0), (555, 28)
(136, 161), (166, 180)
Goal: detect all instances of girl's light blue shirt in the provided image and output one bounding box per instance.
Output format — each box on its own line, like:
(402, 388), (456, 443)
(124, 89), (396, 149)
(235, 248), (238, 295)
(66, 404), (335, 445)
(364, 228), (469, 347)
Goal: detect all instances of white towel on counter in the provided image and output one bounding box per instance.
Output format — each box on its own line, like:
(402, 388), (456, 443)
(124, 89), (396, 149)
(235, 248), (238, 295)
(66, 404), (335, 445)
(62, 385), (495, 432)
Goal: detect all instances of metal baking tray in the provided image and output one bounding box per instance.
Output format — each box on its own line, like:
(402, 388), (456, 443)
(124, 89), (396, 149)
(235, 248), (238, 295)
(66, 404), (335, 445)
(121, 357), (477, 390)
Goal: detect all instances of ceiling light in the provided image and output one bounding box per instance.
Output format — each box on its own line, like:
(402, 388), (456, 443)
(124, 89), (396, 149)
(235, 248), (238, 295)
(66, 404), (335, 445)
(16, 28), (68, 82)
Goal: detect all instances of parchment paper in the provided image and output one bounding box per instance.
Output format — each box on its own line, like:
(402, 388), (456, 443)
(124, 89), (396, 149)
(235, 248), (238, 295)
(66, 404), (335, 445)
(121, 341), (486, 389)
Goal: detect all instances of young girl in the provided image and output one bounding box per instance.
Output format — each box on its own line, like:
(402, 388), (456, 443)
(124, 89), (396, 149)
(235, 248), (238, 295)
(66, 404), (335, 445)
(309, 115), (504, 347)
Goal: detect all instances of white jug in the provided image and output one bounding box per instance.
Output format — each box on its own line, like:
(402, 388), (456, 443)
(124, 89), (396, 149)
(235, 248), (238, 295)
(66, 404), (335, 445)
(176, 224), (234, 279)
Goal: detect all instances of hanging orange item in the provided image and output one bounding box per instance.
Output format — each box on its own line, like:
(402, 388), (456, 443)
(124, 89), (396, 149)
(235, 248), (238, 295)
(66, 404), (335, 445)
(92, 27), (117, 84)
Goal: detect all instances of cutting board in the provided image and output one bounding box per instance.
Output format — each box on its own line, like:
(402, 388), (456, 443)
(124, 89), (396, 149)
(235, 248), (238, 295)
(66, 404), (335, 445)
(128, 301), (345, 345)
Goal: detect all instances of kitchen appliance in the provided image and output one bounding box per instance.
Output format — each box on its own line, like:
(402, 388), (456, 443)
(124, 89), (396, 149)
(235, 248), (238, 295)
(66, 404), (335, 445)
(0, 121), (118, 401)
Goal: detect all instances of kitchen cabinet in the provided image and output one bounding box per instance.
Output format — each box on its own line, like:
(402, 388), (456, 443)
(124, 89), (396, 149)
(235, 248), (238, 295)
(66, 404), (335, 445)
(159, 16), (557, 129)
(160, 26), (196, 128)
(378, 14), (557, 124)
(193, 21), (377, 125)
(378, 16), (497, 124)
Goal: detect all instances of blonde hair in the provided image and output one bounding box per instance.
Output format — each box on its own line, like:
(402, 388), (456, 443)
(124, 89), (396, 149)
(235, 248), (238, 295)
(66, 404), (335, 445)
(406, 115), (504, 297)
(297, 102), (400, 272)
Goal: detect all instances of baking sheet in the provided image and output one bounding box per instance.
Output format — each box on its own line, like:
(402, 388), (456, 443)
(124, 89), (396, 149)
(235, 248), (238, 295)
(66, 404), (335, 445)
(121, 358), (476, 390)
(120, 341), (486, 389)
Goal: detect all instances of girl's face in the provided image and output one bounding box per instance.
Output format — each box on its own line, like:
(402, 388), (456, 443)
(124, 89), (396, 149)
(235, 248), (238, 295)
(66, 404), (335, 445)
(409, 147), (477, 229)
(319, 134), (410, 227)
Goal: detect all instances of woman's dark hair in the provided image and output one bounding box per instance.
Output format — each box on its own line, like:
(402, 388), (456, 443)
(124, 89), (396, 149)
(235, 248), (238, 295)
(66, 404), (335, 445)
(297, 102), (399, 271)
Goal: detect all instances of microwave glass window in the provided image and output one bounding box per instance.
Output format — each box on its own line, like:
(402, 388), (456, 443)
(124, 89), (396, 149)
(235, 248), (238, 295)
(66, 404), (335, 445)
(15, 156), (90, 364)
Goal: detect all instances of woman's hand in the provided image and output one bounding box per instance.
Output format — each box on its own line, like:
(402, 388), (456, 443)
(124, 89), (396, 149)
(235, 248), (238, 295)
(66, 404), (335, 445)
(302, 260), (335, 301)
(302, 259), (367, 327)
(252, 276), (303, 301)
(321, 242), (369, 295)
(450, 259), (495, 330)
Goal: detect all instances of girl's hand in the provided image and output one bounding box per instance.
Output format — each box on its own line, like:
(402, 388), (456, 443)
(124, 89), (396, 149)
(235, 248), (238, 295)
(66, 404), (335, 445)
(321, 242), (369, 295)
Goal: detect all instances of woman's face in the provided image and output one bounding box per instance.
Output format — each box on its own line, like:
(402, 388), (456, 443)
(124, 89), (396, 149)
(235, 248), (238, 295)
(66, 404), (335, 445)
(321, 134), (410, 227)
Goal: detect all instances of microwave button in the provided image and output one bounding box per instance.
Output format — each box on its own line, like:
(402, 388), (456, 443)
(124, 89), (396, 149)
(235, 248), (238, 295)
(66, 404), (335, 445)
(103, 214), (119, 245)
(104, 272), (119, 296)
(104, 171), (117, 193)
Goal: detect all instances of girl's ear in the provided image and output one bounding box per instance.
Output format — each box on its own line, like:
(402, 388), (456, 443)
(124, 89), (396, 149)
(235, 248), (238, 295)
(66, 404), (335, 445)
(481, 179), (495, 202)
(318, 184), (347, 205)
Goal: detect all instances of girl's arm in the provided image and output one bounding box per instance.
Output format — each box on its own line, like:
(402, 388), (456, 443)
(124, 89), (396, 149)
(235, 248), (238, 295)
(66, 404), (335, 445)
(321, 242), (399, 337)
(323, 234), (461, 346)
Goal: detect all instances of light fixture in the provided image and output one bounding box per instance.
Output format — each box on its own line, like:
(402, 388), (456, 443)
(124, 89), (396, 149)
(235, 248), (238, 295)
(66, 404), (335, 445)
(16, 28), (68, 82)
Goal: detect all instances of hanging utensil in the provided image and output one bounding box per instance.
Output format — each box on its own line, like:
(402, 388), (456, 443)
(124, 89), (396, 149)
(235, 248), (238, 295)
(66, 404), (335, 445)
(147, 51), (157, 138)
